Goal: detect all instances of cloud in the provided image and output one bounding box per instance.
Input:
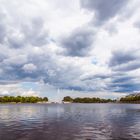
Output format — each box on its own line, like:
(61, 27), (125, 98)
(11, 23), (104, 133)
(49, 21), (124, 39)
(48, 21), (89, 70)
(0, 23), (6, 44)
(109, 50), (140, 72)
(0, 12), (7, 44)
(80, 0), (129, 26)
(22, 63), (37, 73)
(109, 50), (137, 67)
(109, 73), (140, 92)
(107, 48), (140, 92)
(60, 28), (94, 57)
(6, 18), (49, 49)
(0, 0), (140, 100)
(2, 55), (28, 66)
(112, 60), (140, 72)
(22, 17), (49, 47)
(134, 21), (140, 31)
(0, 83), (39, 97)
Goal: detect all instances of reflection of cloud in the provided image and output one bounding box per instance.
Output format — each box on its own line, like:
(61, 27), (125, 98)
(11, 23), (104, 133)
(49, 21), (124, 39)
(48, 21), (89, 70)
(0, 104), (140, 139)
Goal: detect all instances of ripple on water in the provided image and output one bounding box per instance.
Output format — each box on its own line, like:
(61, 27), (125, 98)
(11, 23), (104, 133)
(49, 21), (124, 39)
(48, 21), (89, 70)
(0, 103), (140, 140)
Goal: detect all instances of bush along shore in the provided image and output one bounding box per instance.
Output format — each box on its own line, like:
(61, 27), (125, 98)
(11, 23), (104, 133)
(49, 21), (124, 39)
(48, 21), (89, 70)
(63, 93), (140, 104)
(0, 96), (48, 103)
(120, 93), (140, 103)
(62, 96), (116, 103)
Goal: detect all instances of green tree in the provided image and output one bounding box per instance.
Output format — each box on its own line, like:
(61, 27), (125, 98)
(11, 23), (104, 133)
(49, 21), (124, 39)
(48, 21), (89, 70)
(0, 96), (49, 103)
(63, 96), (73, 102)
(43, 97), (48, 102)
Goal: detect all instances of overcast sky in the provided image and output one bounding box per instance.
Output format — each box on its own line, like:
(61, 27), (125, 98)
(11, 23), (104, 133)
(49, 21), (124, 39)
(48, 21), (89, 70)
(0, 0), (140, 101)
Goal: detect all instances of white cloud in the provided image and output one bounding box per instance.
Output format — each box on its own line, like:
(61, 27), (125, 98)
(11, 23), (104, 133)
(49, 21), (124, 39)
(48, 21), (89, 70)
(0, 83), (40, 97)
(22, 63), (37, 73)
(0, 0), (140, 100)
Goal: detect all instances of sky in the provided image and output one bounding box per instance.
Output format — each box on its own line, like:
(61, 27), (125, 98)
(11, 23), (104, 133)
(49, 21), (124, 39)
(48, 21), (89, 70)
(0, 0), (140, 101)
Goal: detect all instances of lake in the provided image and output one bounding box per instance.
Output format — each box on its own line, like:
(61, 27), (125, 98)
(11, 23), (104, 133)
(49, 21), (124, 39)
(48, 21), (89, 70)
(0, 103), (140, 140)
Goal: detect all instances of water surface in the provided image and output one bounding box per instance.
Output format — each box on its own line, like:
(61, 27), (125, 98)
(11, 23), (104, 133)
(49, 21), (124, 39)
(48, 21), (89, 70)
(0, 103), (140, 140)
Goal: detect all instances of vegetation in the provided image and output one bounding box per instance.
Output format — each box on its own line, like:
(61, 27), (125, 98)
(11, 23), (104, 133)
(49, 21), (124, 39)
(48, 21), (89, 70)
(63, 96), (115, 103)
(62, 96), (73, 102)
(0, 96), (48, 103)
(120, 95), (140, 103)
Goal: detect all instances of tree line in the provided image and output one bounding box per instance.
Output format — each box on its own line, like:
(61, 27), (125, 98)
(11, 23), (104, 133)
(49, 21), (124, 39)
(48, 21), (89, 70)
(120, 96), (140, 103)
(0, 96), (48, 103)
(63, 96), (116, 103)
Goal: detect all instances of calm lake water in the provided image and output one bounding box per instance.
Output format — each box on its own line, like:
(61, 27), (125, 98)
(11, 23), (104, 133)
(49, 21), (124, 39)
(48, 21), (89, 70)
(0, 104), (140, 140)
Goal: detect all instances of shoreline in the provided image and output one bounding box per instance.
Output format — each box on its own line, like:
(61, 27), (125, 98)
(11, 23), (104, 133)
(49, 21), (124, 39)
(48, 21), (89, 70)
(1, 102), (140, 104)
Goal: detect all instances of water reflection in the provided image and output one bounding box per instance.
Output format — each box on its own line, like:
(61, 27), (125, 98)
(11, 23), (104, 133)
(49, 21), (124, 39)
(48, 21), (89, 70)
(0, 104), (140, 140)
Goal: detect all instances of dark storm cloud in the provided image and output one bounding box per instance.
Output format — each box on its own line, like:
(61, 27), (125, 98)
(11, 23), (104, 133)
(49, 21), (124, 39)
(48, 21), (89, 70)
(113, 61), (140, 72)
(78, 70), (140, 93)
(81, 0), (129, 25)
(80, 73), (139, 93)
(109, 51), (136, 67)
(112, 76), (134, 83)
(61, 29), (93, 57)
(109, 50), (140, 72)
(110, 82), (140, 92)
(106, 73), (140, 92)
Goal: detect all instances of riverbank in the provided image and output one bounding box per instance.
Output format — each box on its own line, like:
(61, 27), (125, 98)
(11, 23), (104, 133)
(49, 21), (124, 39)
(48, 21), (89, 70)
(1, 101), (140, 104)
(0, 96), (48, 104)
